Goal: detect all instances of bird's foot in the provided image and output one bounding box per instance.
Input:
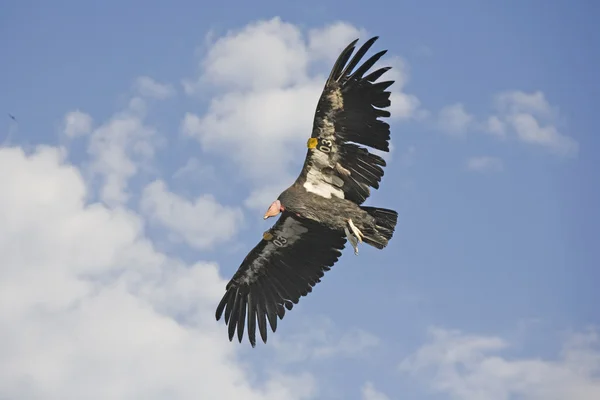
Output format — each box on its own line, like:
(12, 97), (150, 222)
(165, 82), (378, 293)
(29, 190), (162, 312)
(345, 219), (364, 256)
(347, 219), (363, 243)
(344, 226), (359, 255)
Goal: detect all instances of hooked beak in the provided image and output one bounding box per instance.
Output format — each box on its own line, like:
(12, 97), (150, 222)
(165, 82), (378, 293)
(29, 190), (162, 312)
(264, 200), (282, 219)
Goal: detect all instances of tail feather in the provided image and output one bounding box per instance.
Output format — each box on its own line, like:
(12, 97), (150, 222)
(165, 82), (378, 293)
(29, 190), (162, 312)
(360, 206), (398, 249)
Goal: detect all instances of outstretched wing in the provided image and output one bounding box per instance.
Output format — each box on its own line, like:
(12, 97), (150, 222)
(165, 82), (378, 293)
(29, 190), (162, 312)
(295, 36), (393, 205)
(215, 212), (346, 347)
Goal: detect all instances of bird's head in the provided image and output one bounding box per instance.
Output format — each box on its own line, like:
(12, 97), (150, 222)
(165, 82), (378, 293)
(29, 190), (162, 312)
(264, 199), (285, 220)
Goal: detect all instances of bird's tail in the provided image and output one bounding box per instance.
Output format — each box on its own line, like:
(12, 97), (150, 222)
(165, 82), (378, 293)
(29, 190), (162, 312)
(360, 206), (398, 249)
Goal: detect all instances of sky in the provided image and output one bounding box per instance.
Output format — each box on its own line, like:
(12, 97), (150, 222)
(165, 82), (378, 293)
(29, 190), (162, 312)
(1, 1), (599, 399)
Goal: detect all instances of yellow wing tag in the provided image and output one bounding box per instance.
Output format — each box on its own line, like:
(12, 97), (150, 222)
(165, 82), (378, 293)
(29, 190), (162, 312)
(262, 231), (273, 241)
(307, 137), (318, 149)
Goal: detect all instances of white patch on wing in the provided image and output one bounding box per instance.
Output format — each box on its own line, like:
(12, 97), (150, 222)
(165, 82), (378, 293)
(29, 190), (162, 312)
(239, 216), (309, 285)
(304, 88), (348, 200)
(304, 167), (345, 199)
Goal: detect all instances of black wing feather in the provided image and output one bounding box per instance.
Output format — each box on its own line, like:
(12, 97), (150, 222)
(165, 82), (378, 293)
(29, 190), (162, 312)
(338, 36), (379, 81)
(236, 294), (247, 343)
(255, 289), (268, 344)
(247, 293), (257, 347)
(347, 50), (388, 82)
(365, 66), (391, 82)
(326, 39), (359, 83)
(228, 290), (241, 341)
(215, 212), (346, 347)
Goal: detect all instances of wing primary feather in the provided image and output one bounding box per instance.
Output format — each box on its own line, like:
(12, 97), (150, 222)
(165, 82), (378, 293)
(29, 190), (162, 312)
(272, 268), (303, 304)
(281, 261), (312, 290)
(269, 270), (297, 305)
(237, 294), (247, 343)
(276, 256), (317, 296)
(228, 289), (241, 341)
(371, 92), (392, 109)
(247, 292), (257, 347)
(257, 279), (279, 333)
(215, 290), (230, 321)
(339, 36), (379, 79)
(276, 260), (311, 295)
(275, 302), (286, 319)
(263, 274), (293, 319)
(223, 289), (236, 324)
(326, 39), (359, 84)
(355, 158), (384, 185)
(364, 66), (391, 82)
(349, 50), (388, 81)
(373, 80), (394, 92)
(374, 108), (391, 118)
(254, 287), (269, 344)
(265, 302), (277, 332)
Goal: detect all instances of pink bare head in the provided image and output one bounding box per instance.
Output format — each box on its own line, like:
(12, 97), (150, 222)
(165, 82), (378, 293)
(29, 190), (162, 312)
(264, 199), (283, 219)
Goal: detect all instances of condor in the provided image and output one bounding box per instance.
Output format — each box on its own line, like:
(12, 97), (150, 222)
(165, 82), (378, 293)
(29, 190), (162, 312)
(216, 36), (398, 347)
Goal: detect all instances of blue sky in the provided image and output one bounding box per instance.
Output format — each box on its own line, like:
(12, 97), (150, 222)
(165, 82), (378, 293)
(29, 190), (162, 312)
(1, 1), (599, 399)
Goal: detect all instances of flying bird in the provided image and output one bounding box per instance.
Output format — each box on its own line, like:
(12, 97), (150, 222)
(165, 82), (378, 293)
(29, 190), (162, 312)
(216, 36), (398, 347)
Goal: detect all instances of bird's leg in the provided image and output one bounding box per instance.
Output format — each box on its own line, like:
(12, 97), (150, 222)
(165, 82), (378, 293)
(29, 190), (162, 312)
(347, 218), (363, 243)
(344, 225), (359, 255)
(345, 218), (364, 256)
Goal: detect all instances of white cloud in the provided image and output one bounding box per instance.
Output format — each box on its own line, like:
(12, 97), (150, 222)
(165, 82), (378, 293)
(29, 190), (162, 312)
(495, 90), (555, 118)
(0, 144), (319, 400)
(507, 112), (577, 156)
(437, 103), (474, 136)
(135, 76), (176, 99)
(271, 317), (380, 364)
(244, 178), (292, 211)
(128, 95), (147, 114)
(307, 21), (365, 63)
(63, 110), (93, 138)
(399, 327), (600, 400)
(81, 92), (159, 207)
(181, 18), (420, 206)
(87, 113), (156, 206)
(172, 157), (216, 181)
(197, 17), (310, 92)
(181, 82), (323, 183)
(485, 115), (506, 138)
(361, 382), (390, 400)
(140, 179), (243, 249)
(491, 90), (578, 157)
(436, 91), (577, 157)
(466, 156), (504, 173)
(384, 57), (422, 120)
